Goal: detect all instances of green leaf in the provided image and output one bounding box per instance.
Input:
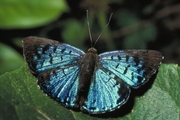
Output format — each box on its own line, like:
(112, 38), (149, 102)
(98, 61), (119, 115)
(0, 64), (179, 120)
(0, 0), (68, 29)
(124, 64), (180, 120)
(0, 43), (24, 75)
(0, 65), (75, 120)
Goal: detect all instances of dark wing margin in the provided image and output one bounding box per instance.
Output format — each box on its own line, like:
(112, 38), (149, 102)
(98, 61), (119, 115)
(99, 50), (163, 88)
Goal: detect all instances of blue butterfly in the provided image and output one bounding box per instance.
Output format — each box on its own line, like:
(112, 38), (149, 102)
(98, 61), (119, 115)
(23, 36), (163, 114)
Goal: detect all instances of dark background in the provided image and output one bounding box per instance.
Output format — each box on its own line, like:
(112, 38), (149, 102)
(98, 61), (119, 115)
(0, 0), (180, 74)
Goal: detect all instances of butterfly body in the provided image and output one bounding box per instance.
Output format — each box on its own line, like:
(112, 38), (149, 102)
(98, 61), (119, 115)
(79, 48), (98, 91)
(23, 36), (163, 114)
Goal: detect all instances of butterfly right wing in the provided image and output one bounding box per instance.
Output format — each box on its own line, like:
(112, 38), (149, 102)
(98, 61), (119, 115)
(81, 49), (162, 113)
(23, 36), (85, 107)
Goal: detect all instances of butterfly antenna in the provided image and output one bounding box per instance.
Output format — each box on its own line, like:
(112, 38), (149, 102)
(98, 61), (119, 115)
(86, 10), (93, 47)
(94, 13), (113, 46)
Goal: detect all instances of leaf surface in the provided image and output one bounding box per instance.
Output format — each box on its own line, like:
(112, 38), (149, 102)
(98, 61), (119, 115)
(0, 64), (179, 120)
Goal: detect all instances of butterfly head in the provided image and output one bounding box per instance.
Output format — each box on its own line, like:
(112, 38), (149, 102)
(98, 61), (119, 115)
(87, 47), (97, 54)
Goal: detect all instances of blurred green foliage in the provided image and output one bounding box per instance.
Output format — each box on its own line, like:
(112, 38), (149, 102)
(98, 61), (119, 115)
(0, 0), (68, 29)
(62, 19), (86, 50)
(116, 10), (157, 49)
(0, 43), (24, 74)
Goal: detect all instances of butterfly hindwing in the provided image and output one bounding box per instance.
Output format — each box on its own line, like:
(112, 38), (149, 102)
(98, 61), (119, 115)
(99, 50), (163, 87)
(38, 66), (80, 107)
(81, 68), (130, 113)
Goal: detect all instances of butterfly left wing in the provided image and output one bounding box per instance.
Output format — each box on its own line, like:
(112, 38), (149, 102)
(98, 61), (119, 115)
(23, 36), (85, 108)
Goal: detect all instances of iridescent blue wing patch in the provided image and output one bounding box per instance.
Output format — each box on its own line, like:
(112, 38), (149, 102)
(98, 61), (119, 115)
(81, 68), (130, 113)
(23, 36), (85, 107)
(99, 50), (163, 88)
(38, 66), (80, 107)
(23, 36), (84, 74)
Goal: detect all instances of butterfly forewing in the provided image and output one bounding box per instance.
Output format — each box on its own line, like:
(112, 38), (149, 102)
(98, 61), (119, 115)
(23, 36), (85, 74)
(99, 50), (163, 88)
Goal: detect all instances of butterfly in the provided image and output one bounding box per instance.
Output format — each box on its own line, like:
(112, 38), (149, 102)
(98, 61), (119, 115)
(23, 36), (163, 114)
